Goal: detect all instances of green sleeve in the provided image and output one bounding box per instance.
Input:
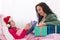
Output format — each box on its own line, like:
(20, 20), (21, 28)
(45, 14), (60, 25)
(46, 21), (60, 25)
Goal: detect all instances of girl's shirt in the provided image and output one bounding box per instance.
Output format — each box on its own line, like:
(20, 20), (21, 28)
(8, 27), (28, 39)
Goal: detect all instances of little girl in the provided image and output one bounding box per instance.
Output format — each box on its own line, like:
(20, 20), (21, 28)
(4, 16), (31, 39)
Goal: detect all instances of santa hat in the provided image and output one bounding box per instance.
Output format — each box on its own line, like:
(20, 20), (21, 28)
(4, 16), (12, 24)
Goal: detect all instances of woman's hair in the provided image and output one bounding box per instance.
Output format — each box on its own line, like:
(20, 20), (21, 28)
(35, 2), (54, 24)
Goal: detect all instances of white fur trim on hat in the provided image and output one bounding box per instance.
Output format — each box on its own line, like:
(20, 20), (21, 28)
(6, 24), (10, 27)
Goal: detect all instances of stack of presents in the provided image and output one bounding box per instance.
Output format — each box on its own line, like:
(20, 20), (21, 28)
(34, 25), (60, 37)
(27, 21), (60, 37)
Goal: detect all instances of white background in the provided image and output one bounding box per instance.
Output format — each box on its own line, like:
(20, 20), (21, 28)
(0, 0), (60, 28)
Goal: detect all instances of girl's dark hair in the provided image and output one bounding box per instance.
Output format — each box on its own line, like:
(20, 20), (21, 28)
(35, 2), (54, 24)
(8, 22), (16, 29)
(8, 22), (11, 29)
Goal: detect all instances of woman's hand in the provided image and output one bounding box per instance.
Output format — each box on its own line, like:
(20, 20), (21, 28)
(38, 23), (46, 27)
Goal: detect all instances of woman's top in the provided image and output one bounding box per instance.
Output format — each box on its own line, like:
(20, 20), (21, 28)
(43, 13), (60, 25)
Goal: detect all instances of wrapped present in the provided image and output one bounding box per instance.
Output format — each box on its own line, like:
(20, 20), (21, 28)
(47, 25), (55, 34)
(26, 21), (37, 35)
(57, 25), (60, 33)
(42, 26), (47, 36)
(34, 26), (47, 36)
(34, 26), (40, 36)
(34, 24), (60, 36)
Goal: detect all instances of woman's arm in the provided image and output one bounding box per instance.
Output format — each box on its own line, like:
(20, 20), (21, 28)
(38, 23), (46, 27)
(38, 14), (60, 27)
(45, 14), (60, 25)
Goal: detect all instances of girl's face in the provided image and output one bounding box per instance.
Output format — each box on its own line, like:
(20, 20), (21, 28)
(37, 6), (45, 16)
(9, 20), (15, 27)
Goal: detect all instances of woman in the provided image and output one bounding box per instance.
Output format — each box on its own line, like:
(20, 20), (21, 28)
(3, 16), (31, 39)
(25, 2), (60, 40)
(35, 2), (60, 27)
(25, 2), (60, 35)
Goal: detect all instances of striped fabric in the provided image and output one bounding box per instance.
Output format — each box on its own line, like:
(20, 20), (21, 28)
(0, 15), (7, 40)
(25, 34), (60, 40)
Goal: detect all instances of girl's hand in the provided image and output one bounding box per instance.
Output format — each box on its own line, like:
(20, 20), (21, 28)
(24, 24), (31, 30)
(38, 23), (46, 27)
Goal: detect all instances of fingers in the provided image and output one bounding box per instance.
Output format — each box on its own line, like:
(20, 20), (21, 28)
(24, 24), (31, 30)
(38, 23), (46, 27)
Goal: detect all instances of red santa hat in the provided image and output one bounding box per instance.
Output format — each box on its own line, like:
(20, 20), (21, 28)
(4, 16), (12, 24)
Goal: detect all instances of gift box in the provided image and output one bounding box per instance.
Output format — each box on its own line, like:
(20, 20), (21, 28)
(34, 26), (40, 36)
(34, 24), (60, 36)
(26, 21), (37, 35)
(42, 26), (47, 36)
(47, 25), (55, 34)
(57, 25), (60, 33)
(34, 26), (47, 36)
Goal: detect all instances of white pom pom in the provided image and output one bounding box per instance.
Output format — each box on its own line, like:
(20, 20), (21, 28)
(7, 24), (10, 27)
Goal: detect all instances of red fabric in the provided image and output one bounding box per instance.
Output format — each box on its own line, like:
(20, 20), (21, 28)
(4, 16), (11, 24)
(8, 27), (27, 39)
